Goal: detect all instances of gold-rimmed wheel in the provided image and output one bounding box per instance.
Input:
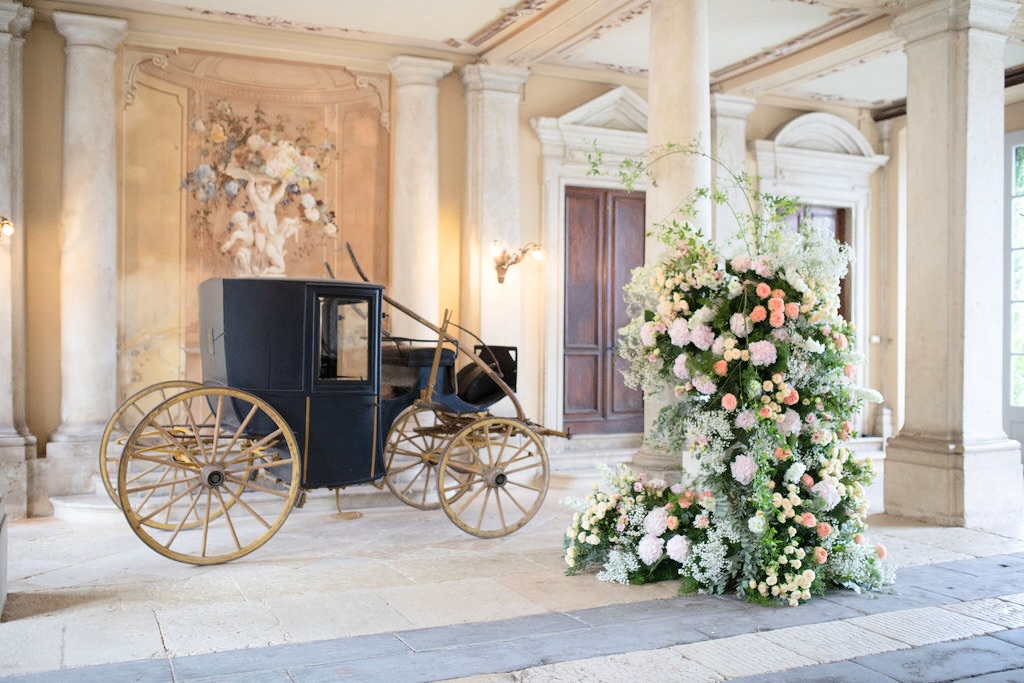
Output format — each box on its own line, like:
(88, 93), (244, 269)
(437, 417), (549, 538)
(383, 405), (447, 509)
(100, 380), (201, 509)
(117, 387), (301, 565)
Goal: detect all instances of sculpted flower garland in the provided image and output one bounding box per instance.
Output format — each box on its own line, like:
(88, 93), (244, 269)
(564, 143), (891, 605)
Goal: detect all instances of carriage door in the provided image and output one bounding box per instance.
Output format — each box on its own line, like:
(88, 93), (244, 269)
(563, 187), (644, 435)
(307, 286), (383, 488)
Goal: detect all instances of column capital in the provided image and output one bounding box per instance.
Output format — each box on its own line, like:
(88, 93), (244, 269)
(460, 63), (530, 94)
(894, 0), (1020, 45)
(54, 11), (127, 51)
(710, 93), (756, 121)
(387, 55), (453, 87)
(0, 2), (32, 38)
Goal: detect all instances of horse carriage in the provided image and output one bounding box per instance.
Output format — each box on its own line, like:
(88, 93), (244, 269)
(99, 269), (566, 565)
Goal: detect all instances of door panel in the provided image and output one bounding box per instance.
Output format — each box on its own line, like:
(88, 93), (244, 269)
(564, 187), (644, 435)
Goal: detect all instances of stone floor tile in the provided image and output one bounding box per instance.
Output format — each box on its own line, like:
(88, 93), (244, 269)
(154, 599), (292, 657)
(916, 570), (1024, 601)
(63, 604), (166, 669)
(759, 619), (909, 662)
(896, 563), (981, 585)
(168, 633), (409, 679)
(503, 569), (681, 612)
(672, 632), (817, 678)
(515, 648), (723, 683)
(286, 642), (540, 683)
(396, 612), (585, 652)
(689, 596), (864, 639)
(0, 613), (64, 676)
(991, 627), (1024, 647)
(853, 634), (1024, 683)
(950, 668), (1024, 682)
(265, 588), (415, 641)
(942, 597), (1024, 628)
(931, 554), (1024, 576)
(509, 618), (707, 666)
(0, 658), (174, 683)
(567, 593), (743, 628)
(847, 605), (1002, 647)
(374, 577), (546, 629)
(816, 584), (955, 615)
(728, 659), (901, 682)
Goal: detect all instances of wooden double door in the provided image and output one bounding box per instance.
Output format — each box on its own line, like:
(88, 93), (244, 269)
(563, 187), (644, 435)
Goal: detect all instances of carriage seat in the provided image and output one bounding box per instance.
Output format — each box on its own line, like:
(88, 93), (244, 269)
(455, 345), (517, 408)
(381, 339), (455, 368)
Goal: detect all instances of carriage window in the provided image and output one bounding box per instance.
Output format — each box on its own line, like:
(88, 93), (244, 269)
(318, 296), (370, 382)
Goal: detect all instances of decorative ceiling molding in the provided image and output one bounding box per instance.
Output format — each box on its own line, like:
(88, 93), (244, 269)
(771, 111), (878, 157)
(531, 85), (648, 164)
(124, 50), (176, 108)
(346, 69), (391, 131)
(716, 16), (903, 97)
(458, 0), (549, 48)
(711, 9), (878, 84)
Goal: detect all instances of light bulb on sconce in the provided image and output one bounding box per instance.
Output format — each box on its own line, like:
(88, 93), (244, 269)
(0, 216), (13, 238)
(492, 240), (543, 283)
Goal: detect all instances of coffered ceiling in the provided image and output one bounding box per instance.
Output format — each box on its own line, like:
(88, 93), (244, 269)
(40, 0), (1024, 113)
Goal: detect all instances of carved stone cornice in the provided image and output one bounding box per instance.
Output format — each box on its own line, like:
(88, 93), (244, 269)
(460, 63), (530, 94)
(894, 0), (1021, 44)
(346, 68), (391, 130)
(124, 51), (174, 108)
(0, 2), (32, 37)
(53, 11), (127, 51)
(387, 55), (453, 87)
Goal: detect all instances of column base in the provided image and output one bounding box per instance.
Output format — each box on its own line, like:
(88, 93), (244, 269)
(0, 437), (33, 520)
(630, 443), (683, 484)
(0, 508), (7, 615)
(884, 434), (1024, 537)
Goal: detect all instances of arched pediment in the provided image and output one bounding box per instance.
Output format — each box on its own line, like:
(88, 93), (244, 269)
(771, 112), (875, 157)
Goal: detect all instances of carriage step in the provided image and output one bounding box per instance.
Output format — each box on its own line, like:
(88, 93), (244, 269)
(50, 492), (120, 522)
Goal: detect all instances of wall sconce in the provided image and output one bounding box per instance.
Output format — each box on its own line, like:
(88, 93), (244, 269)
(0, 216), (13, 238)
(491, 240), (543, 283)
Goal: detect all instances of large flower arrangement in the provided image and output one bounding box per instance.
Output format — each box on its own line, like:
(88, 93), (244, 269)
(183, 99), (339, 241)
(564, 142), (891, 606)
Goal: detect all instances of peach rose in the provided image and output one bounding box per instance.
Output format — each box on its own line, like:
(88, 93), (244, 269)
(800, 473), (814, 487)
(721, 393), (738, 410)
(814, 547), (828, 564)
(783, 389), (800, 405)
(785, 302), (800, 319)
(768, 297), (785, 312)
(769, 311), (786, 328)
(799, 512), (817, 527)
(876, 543), (887, 560)
(713, 360), (728, 376)
(816, 522), (832, 539)
(844, 364), (857, 378)
(750, 305), (767, 323)
(854, 533), (866, 545)
(755, 282), (772, 298)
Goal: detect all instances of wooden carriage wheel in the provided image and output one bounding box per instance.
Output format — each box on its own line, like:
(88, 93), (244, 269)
(99, 380), (201, 509)
(437, 417), (550, 538)
(117, 387), (301, 565)
(383, 405), (447, 509)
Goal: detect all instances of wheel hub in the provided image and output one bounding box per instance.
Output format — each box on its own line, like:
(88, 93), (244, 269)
(484, 468), (507, 488)
(200, 464), (226, 488)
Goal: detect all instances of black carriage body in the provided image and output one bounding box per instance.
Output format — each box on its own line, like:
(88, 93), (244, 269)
(199, 277), (385, 489)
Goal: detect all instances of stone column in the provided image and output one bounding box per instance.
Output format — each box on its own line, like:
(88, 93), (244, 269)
(46, 13), (125, 464)
(885, 0), (1023, 535)
(0, 0), (33, 616)
(459, 64), (530, 343)
(0, 3), (34, 523)
(387, 56), (452, 337)
(710, 94), (756, 245)
(633, 0), (712, 479)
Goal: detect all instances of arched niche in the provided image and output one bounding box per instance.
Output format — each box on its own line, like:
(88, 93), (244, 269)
(530, 86), (648, 455)
(754, 112), (888, 434)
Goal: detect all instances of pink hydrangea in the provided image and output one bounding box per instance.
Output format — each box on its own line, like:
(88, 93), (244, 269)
(690, 324), (715, 350)
(735, 410), (756, 429)
(640, 321), (657, 347)
(749, 340), (778, 366)
(731, 254), (752, 273)
(668, 317), (690, 346)
(730, 454), (757, 485)
(811, 480), (841, 511)
(730, 312), (751, 338)
(754, 257), (773, 277)
(778, 409), (802, 436)
(693, 375), (717, 395)
(673, 354), (690, 380)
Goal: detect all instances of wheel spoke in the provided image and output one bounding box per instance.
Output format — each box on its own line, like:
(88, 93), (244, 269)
(497, 486), (531, 515)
